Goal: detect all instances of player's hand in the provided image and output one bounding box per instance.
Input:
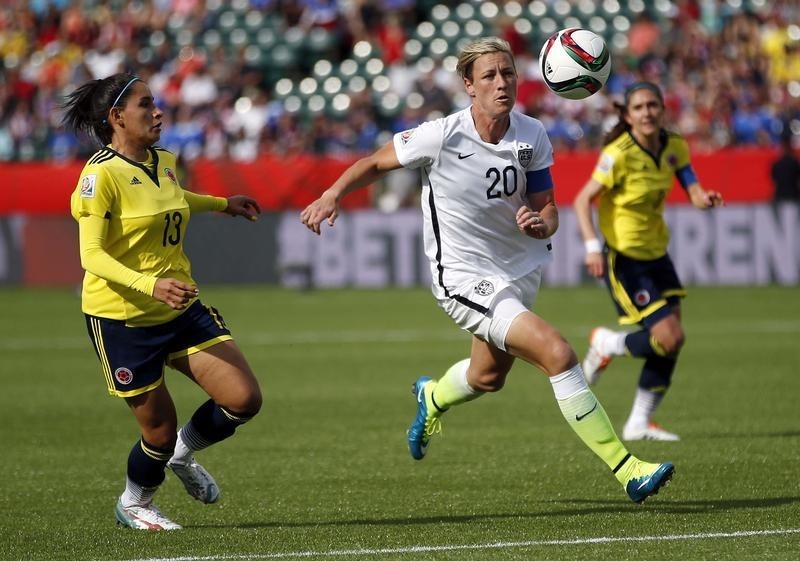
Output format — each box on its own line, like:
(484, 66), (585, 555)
(224, 195), (261, 221)
(300, 191), (339, 235)
(584, 251), (605, 278)
(690, 187), (724, 209)
(153, 278), (198, 309)
(516, 206), (550, 239)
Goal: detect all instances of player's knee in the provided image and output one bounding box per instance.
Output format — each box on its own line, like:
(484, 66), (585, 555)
(548, 338), (578, 373)
(141, 426), (178, 451)
(655, 330), (685, 356)
(232, 385), (263, 419)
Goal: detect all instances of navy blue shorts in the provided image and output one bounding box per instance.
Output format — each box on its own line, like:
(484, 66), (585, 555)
(85, 300), (232, 398)
(603, 247), (686, 328)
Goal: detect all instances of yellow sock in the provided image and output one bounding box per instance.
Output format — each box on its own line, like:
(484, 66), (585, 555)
(550, 365), (630, 473)
(431, 358), (483, 411)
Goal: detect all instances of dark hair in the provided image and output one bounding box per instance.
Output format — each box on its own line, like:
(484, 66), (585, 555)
(602, 81), (665, 145)
(61, 73), (140, 145)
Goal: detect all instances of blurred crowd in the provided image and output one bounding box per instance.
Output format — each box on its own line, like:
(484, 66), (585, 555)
(1, 0), (800, 165)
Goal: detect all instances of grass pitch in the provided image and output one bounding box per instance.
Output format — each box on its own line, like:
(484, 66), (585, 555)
(1, 285), (798, 561)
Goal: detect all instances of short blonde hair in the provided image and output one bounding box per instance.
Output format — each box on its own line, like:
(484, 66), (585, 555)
(456, 37), (515, 80)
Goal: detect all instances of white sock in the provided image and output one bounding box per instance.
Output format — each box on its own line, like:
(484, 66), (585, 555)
(168, 429), (193, 465)
(601, 330), (628, 356)
(624, 388), (664, 430)
(170, 421), (213, 464)
(549, 363), (589, 400)
(119, 477), (157, 508)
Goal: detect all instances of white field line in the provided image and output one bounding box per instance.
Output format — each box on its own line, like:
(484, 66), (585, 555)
(114, 528), (800, 561)
(3, 320), (800, 352)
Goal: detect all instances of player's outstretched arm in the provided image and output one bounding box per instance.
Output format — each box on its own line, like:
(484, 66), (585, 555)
(223, 195), (261, 221)
(301, 141), (402, 235)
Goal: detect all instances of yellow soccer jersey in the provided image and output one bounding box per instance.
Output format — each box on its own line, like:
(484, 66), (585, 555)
(70, 146), (225, 326)
(591, 130), (691, 260)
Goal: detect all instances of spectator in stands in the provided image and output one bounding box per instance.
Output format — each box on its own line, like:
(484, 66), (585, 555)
(771, 134), (800, 204)
(63, 72), (262, 530)
(300, 37), (675, 504)
(574, 81), (723, 442)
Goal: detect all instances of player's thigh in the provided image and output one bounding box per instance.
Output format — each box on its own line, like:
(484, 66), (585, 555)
(172, 340), (262, 413)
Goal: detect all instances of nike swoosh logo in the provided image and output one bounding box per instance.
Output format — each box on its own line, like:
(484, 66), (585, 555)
(575, 402), (598, 421)
(637, 478), (651, 490)
(458, 153), (475, 159)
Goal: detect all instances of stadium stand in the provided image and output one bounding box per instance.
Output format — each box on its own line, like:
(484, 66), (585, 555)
(0, 0), (798, 165)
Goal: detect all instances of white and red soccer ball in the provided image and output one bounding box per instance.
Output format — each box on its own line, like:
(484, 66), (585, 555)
(539, 28), (611, 100)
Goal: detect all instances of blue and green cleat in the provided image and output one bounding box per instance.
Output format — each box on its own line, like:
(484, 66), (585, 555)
(407, 376), (442, 460)
(624, 461), (675, 504)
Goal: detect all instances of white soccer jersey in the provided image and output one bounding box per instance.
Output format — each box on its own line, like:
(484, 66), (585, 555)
(393, 107), (554, 301)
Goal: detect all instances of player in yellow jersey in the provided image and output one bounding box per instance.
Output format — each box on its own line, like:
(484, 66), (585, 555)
(63, 73), (262, 530)
(574, 82), (723, 441)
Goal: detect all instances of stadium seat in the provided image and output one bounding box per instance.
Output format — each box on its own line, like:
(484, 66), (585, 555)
(322, 76), (343, 96)
(430, 4), (452, 25)
(243, 10), (265, 32)
(273, 77), (295, 99)
(306, 27), (337, 56)
(453, 3), (476, 23)
(255, 27), (278, 50)
(351, 40), (376, 62)
(312, 59), (334, 80)
(297, 77), (319, 98)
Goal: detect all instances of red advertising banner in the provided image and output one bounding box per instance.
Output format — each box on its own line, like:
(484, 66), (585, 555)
(0, 148), (779, 215)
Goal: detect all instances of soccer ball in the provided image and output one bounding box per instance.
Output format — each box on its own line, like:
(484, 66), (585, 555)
(538, 28), (611, 100)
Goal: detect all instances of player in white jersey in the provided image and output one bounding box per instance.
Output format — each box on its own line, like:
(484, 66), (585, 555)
(301, 37), (674, 503)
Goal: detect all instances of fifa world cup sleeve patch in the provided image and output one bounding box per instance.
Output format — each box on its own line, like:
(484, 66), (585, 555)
(597, 153), (614, 174)
(80, 174), (97, 198)
(399, 128), (416, 145)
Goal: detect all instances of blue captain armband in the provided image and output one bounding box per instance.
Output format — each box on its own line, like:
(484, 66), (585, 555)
(525, 168), (554, 194)
(676, 164), (698, 190)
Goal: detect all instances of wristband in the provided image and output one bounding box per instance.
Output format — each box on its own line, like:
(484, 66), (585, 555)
(584, 239), (602, 254)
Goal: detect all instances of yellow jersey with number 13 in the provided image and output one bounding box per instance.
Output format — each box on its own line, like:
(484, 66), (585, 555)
(70, 146), (225, 326)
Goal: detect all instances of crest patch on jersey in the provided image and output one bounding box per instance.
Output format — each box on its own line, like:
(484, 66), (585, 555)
(400, 129), (416, 145)
(634, 289), (651, 307)
(474, 280), (495, 296)
(80, 174), (97, 198)
(164, 168), (177, 184)
(667, 153), (678, 168)
(114, 367), (133, 385)
(597, 153), (615, 174)
(518, 147), (533, 167)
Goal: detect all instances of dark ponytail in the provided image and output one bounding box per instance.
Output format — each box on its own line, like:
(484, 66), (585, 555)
(602, 101), (631, 145)
(61, 73), (139, 145)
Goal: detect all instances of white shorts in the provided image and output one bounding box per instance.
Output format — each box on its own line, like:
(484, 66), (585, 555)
(436, 268), (542, 351)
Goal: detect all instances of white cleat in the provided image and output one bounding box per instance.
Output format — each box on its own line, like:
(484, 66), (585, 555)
(623, 421), (681, 442)
(168, 457), (220, 504)
(582, 327), (616, 385)
(115, 499), (182, 531)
